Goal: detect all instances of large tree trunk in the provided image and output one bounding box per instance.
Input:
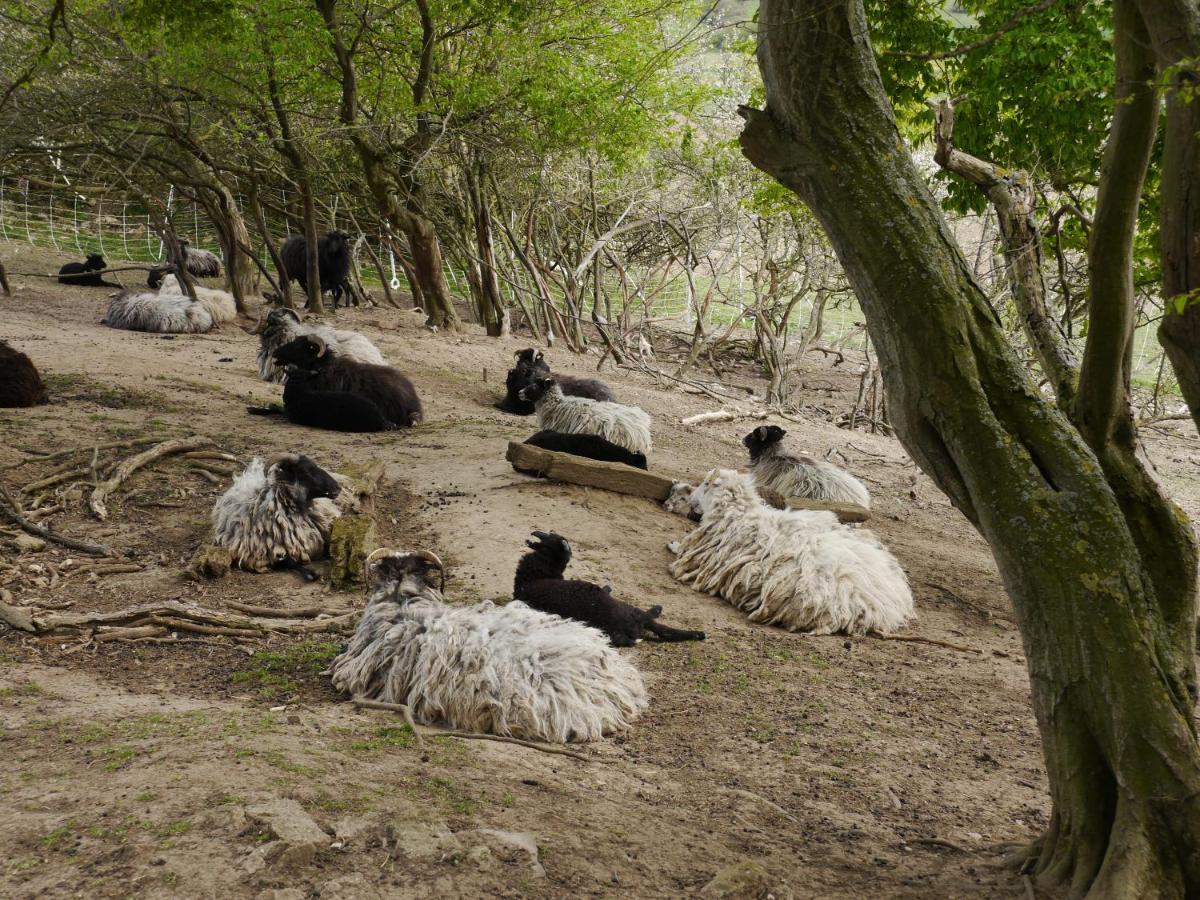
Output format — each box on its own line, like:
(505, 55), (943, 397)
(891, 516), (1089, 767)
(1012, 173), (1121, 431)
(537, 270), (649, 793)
(740, 2), (1200, 897)
(464, 159), (508, 336)
(298, 182), (324, 314)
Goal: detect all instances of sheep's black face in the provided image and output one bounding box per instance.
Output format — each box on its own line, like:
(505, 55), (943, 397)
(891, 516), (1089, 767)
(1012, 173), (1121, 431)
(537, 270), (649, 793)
(525, 531), (572, 571)
(513, 348), (548, 374)
(323, 230), (349, 251)
(268, 307), (302, 327)
(273, 335), (325, 368)
(743, 424), (786, 458)
(368, 551), (445, 600)
(274, 455), (340, 506)
(85, 254), (106, 270)
(517, 376), (555, 404)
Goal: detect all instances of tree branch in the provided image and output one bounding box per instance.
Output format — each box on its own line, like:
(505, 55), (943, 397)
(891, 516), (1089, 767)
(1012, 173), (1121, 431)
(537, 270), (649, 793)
(885, 0), (1062, 61)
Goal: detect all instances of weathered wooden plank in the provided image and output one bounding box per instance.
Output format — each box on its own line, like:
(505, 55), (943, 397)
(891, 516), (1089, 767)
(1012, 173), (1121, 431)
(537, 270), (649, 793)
(506, 441), (676, 500)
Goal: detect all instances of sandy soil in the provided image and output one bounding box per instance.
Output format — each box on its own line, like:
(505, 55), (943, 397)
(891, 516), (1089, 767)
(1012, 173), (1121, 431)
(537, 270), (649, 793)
(2, 243), (1198, 899)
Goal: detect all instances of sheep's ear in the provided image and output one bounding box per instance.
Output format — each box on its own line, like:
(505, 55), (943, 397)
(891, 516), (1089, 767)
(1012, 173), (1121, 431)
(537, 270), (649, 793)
(754, 425), (769, 440)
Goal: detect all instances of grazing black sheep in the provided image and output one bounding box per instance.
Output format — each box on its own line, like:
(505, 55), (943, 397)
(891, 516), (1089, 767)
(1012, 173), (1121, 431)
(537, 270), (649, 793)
(514, 531), (705, 647)
(0, 340), (50, 407)
(271, 334), (422, 426)
(58, 254), (113, 287)
(516, 430), (647, 473)
(268, 365), (396, 432)
(496, 348), (616, 415)
(279, 231), (353, 307)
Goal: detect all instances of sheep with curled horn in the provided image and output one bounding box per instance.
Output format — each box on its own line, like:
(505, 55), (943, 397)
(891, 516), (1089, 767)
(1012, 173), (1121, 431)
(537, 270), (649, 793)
(249, 364), (397, 432)
(271, 333), (422, 426)
(157, 273), (237, 325)
(210, 453), (356, 576)
(743, 425), (871, 508)
(515, 531), (704, 647)
(518, 375), (650, 455)
(330, 549), (648, 743)
(0, 340), (49, 407)
(253, 306), (386, 383)
(668, 469), (912, 635)
(496, 348), (615, 415)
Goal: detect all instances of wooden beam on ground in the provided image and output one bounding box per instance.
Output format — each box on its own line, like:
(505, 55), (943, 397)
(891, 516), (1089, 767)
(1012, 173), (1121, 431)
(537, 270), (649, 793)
(507, 441), (676, 501)
(505, 441), (871, 523)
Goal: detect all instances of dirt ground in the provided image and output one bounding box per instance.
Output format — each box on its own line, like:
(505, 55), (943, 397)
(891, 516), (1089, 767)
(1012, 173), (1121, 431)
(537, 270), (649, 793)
(2, 244), (1199, 899)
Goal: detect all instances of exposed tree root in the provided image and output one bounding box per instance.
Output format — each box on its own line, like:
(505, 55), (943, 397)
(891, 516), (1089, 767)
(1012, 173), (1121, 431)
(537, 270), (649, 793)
(0, 482), (112, 557)
(226, 601), (352, 619)
(90, 436), (216, 520)
(3, 438), (158, 471)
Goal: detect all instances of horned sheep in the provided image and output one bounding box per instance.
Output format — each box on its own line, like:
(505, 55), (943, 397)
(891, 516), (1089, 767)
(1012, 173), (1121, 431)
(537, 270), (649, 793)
(518, 375), (651, 455)
(515, 532), (704, 647)
(744, 425), (871, 508)
(330, 550), (649, 743)
(210, 454), (354, 573)
(668, 469), (912, 635)
(0, 340), (49, 407)
(497, 348), (615, 415)
(267, 365), (396, 432)
(253, 307), (386, 383)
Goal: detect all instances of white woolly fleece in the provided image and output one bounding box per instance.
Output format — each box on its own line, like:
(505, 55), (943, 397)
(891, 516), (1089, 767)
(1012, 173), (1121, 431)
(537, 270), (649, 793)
(103, 289), (214, 334)
(210, 458), (348, 571)
(256, 314), (387, 383)
(750, 445), (871, 508)
(534, 385), (652, 455)
(158, 274), (237, 325)
(331, 584), (649, 744)
(670, 469), (912, 635)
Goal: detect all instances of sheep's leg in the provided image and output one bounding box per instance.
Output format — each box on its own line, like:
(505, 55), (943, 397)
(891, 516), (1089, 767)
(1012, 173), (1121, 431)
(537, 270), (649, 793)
(246, 403), (285, 416)
(645, 620), (706, 642)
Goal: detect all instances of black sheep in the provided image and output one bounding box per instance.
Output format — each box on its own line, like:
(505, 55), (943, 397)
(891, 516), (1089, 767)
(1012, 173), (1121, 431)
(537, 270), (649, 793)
(148, 240), (221, 288)
(0, 340), (50, 407)
(276, 365), (395, 432)
(517, 430), (647, 473)
(279, 231), (353, 307)
(272, 334), (422, 426)
(514, 531), (705, 647)
(495, 348), (616, 415)
(58, 254), (113, 287)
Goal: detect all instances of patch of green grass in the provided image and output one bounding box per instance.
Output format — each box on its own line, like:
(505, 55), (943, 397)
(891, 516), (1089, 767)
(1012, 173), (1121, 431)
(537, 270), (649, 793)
(157, 820), (191, 837)
(41, 824), (74, 848)
(350, 725), (416, 753)
(230, 641), (340, 699)
(134, 791), (157, 803)
(102, 746), (139, 772)
(43, 373), (175, 410)
(259, 749), (321, 777)
(426, 776), (477, 816)
(0, 680), (43, 698)
(7, 856), (43, 875)
(308, 793), (372, 814)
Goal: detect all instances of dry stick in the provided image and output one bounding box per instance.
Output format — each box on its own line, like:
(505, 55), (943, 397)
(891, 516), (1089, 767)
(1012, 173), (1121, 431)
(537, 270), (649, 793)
(6, 264), (160, 279)
(0, 482), (113, 557)
(182, 451), (240, 463)
(94, 625), (169, 642)
(187, 460), (234, 476)
(189, 468), (222, 484)
(869, 632), (982, 654)
(3, 438), (157, 470)
(21, 467), (89, 495)
(90, 436), (214, 520)
(911, 837), (972, 854)
(350, 698), (594, 762)
(64, 563), (143, 578)
(226, 601), (351, 619)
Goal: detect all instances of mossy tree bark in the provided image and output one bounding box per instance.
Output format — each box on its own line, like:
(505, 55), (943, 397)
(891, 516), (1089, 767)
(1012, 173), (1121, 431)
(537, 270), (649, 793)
(740, 2), (1200, 896)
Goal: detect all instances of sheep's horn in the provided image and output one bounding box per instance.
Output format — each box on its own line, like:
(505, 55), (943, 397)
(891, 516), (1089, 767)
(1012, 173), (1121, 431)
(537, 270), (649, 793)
(365, 547), (397, 570)
(265, 452), (299, 470)
(531, 530), (553, 541)
(416, 550), (445, 592)
(310, 335), (328, 357)
(250, 313), (267, 335)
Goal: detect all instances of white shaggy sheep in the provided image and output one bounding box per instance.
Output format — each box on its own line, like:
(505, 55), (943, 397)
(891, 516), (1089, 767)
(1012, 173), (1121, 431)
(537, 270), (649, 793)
(254, 307), (386, 383)
(158, 273), (237, 325)
(744, 425), (871, 508)
(519, 376), (652, 456)
(102, 287), (214, 334)
(668, 469), (912, 635)
(210, 454), (353, 572)
(331, 550), (649, 743)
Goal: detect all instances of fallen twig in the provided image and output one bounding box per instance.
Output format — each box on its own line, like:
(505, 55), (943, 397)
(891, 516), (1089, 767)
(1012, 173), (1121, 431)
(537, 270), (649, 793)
(911, 837), (971, 853)
(0, 481), (113, 556)
(63, 563), (144, 578)
(869, 632), (982, 654)
(90, 436), (214, 519)
(182, 451), (241, 463)
(3, 438), (158, 470)
(226, 601), (352, 619)
(351, 697), (593, 761)
(94, 625), (170, 642)
(188, 467), (223, 484)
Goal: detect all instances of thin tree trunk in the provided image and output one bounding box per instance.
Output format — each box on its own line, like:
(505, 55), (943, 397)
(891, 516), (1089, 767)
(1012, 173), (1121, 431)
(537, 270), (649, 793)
(740, 2), (1200, 896)
(299, 182), (323, 313)
(249, 186), (293, 309)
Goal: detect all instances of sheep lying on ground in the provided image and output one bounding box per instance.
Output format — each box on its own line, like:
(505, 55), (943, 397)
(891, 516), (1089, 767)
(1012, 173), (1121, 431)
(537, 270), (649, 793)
(272, 334), (422, 426)
(102, 287), (214, 334)
(515, 531), (704, 646)
(58, 253), (113, 287)
(148, 240), (221, 287)
(744, 425), (871, 508)
(0, 340), (49, 407)
(330, 550), (648, 743)
(519, 375), (650, 455)
(157, 274), (237, 325)
(516, 430), (647, 472)
(248, 365), (396, 432)
(253, 307), (386, 383)
(668, 469), (912, 635)
(279, 231), (353, 306)
(496, 348), (615, 414)
(211, 454), (352, 574)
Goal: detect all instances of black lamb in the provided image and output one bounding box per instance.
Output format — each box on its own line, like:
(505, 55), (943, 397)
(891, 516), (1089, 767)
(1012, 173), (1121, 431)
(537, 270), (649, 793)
(496, 348), (616, 415)
(516, 430), (647, 473)
(514, 531), (705, 647)
(0, 340), (50, 407)
(279, 230), (353, 307)
(271, 334), (422, 426)
(58, 254), (114, 287)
